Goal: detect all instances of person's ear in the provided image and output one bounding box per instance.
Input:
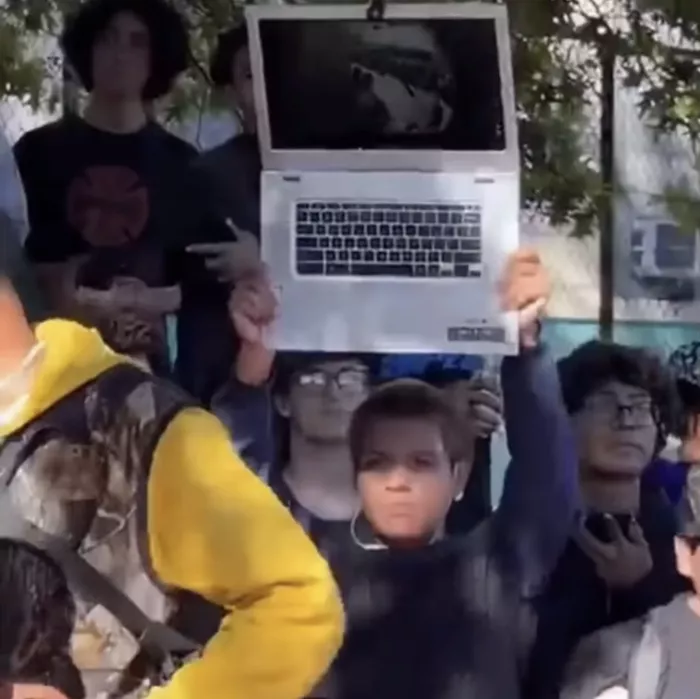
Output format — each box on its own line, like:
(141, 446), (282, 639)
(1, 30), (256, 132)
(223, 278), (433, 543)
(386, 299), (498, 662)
(452, 460), (470, 502)
(274, 393), (291, 419)
(675, 536), (692, 578)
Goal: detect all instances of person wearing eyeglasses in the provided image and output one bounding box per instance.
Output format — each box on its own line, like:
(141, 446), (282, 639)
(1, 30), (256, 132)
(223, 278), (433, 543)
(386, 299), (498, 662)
(523, 341), (687, 699)
(560, 465), (700, 699)
(213, 267), (513, 560)
(211, 269), (380, 556)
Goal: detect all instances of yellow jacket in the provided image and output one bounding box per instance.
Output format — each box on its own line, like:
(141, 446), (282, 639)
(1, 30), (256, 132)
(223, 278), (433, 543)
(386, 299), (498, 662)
(1, 319), (344, 699)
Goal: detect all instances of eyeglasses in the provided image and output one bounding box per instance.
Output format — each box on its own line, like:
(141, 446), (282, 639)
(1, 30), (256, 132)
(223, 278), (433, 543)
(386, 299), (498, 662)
(582, 397), (655, 427)
(296, 368), (369, 393)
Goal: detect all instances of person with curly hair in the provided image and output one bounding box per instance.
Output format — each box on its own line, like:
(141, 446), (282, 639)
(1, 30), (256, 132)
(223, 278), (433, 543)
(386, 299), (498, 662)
(523, 341), (688, 699)
(0, 540), (83, 699)
(12, 0), (231, 382)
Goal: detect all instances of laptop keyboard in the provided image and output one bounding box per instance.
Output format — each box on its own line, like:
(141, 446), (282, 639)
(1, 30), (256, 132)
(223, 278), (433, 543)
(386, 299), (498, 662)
(294, 202), (483, 279)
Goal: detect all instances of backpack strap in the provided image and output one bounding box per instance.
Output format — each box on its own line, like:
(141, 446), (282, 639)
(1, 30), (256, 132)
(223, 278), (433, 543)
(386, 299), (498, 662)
(0, 367), (200, 660)
(628, 609), (668, 699)
(0, 490), (198, 657)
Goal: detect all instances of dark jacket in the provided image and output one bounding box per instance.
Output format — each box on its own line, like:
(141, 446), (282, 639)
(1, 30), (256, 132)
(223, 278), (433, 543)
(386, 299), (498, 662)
(193, 134), (261, 237)
(174, 134), (262, 403)
(524, 487), (686, 699)
(215, 345), (580, 699)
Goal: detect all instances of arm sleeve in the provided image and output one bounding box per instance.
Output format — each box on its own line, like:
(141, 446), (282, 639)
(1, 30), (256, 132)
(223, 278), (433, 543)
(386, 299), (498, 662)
(211, 378), (277, 478)
(494, 344), (580, 597)
(146, 408), (345, 699)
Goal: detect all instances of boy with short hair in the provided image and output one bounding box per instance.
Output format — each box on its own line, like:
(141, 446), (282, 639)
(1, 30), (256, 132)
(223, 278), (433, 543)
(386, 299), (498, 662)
(347, 378), (469, 548)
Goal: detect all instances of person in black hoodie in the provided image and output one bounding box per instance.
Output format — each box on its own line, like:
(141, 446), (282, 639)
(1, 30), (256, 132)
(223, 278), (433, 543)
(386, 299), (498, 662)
(523, 341), (686, 699)
(306, 248), (579, 699)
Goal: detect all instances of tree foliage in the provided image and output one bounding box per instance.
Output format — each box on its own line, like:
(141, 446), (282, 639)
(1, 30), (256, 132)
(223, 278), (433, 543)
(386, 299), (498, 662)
(3, 0), (700, 235)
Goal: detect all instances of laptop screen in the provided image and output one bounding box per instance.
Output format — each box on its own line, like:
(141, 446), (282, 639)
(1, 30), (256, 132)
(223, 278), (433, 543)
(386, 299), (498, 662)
(258, 19), (506, 152)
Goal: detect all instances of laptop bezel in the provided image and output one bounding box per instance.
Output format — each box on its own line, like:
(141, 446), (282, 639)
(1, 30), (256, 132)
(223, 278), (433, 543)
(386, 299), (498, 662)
(246, 2), (518, 174)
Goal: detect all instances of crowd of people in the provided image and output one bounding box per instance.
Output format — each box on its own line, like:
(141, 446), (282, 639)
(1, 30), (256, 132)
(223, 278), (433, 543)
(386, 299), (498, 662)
(1, 0), (700, 698)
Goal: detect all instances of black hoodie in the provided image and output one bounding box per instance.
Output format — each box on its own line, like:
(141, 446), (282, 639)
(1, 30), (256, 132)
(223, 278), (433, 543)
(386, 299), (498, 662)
(315, 346), (580, 699)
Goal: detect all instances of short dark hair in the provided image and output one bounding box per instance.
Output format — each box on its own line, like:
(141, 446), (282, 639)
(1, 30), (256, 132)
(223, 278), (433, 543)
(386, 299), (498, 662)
(558, 340), (677, 448)
(60, 0), (189, 100)
(349, 379), (465, 470)
(209, 24), (248, 88)
(0, 540), (83, 699)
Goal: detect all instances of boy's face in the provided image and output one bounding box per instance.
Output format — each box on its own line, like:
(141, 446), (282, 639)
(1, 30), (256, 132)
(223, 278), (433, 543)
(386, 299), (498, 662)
(572, 380), (657, 476)
(282, 359), (370, 443)
(92, 11), (150, 100)
(357, 415), (464, 547)
(230, 45), (256, 131)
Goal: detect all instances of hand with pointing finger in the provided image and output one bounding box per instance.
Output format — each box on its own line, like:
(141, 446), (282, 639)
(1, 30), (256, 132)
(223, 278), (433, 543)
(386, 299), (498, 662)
(187, 219), (259, 284)
(575, 516), (653, 589)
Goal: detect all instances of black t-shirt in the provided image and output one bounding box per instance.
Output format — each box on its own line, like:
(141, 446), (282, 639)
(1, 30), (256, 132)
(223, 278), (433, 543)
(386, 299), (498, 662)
(15, 115), (199, 271)
(13, 116), (227, 367)
(659, 594), (700, 699)
(267, 468), (355, 560)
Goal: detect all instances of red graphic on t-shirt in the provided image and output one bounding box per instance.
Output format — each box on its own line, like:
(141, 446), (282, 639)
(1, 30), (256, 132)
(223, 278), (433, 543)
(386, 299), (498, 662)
(66, 166), (149, 247)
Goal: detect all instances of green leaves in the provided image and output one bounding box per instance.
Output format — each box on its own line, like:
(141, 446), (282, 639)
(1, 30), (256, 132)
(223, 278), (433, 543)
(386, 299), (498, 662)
(4, 0), (700, 237)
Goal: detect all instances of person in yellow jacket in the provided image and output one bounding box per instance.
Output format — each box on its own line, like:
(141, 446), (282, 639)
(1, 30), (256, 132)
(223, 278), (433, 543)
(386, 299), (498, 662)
(0, 275), (344, 699)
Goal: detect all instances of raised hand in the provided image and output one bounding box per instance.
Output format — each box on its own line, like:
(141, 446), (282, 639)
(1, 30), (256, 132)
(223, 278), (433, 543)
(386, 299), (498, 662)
(498, 248), (550, 348)
(228, 266), (278, 385)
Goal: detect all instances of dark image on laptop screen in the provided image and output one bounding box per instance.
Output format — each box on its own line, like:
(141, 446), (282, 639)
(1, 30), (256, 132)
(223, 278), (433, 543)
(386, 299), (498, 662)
(258, 19), (506, 152)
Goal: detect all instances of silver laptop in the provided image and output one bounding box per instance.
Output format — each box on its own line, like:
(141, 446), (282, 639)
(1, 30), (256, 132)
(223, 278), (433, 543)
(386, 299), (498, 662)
(246, 2), (520, 354)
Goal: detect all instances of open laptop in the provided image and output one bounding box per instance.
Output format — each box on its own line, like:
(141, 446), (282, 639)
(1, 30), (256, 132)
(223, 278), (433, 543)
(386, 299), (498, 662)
(246, 2), (520, 354)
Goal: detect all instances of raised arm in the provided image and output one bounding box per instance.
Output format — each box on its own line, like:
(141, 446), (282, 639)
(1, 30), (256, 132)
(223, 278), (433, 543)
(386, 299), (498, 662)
(210, 268), (277, 476)
(492, 250), (580, 597)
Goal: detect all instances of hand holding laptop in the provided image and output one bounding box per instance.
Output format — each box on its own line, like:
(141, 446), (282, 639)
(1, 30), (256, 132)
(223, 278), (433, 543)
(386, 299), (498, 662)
(229, 265), (278, 386)
(498, 248), (549, 348)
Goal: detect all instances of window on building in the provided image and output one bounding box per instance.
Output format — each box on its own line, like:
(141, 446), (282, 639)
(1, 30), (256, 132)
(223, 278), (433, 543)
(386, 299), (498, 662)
(654, 223), (696, 270)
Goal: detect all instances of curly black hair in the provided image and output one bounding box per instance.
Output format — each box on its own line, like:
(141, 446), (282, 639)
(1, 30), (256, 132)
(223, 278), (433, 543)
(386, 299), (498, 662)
(209, 24), (248, 88)
(0, 540), (84, 699)
(558, 340), (679, 450)
(60, 0), (189, 100)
